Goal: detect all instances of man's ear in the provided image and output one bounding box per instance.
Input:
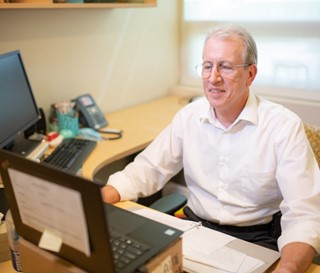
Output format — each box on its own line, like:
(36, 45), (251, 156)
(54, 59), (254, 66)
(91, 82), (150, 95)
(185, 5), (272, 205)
(246, 64), (258, 87)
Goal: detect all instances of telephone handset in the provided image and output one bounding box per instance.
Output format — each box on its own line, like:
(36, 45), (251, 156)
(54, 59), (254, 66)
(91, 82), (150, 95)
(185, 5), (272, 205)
(76, 94), (108, 130)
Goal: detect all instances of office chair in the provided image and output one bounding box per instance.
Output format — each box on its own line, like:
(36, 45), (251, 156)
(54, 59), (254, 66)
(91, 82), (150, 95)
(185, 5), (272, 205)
(304, 123), (320, 167)
(149, 193), (187, 215)
(304, 123), (320, 265)
(147, 169), (188, 216)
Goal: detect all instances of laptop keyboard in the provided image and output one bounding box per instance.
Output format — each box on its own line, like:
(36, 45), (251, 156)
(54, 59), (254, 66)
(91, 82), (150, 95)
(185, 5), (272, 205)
(110, 233), (150, 272)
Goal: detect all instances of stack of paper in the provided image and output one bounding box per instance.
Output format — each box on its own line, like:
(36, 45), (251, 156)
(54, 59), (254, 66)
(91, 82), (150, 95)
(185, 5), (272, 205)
(183, 226), (264, 273)
(130, 207), (279, 273)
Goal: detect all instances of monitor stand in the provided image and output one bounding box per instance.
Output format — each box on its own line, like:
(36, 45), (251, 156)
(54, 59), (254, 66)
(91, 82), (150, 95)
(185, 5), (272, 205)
(5, 132), (42, 157)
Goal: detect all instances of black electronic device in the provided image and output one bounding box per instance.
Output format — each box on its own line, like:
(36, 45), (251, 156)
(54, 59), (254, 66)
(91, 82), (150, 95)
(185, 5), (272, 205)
(0, 50), (41, 156)
(24, 107), (47, 139)
(42, 138), (97, 174)
(76, 94), (108, 130)
(0, 149), (183, 273)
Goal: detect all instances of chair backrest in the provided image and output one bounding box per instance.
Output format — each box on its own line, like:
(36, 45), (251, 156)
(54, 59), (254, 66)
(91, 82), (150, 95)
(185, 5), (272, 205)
(304, 123), (320, 167)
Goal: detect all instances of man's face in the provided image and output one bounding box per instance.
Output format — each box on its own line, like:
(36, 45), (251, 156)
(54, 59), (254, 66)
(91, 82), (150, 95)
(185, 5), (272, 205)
(202, 36), (257, 116)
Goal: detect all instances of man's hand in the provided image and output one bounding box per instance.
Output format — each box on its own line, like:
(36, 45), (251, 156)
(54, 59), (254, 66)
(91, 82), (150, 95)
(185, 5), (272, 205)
(273, 242), (315, 273)
(101, 185), (121, 204)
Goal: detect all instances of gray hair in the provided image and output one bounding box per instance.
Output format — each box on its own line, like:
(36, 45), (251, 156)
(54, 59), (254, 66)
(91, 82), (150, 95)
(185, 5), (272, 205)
(204, 25), (258, 65)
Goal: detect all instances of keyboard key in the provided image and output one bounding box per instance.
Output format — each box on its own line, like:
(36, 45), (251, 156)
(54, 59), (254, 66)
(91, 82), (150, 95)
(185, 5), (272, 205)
(110, 233), (150, 272)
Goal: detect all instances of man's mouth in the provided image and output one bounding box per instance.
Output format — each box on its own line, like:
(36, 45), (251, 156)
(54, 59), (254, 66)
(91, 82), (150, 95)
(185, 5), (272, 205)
(208, 88), (225, 93)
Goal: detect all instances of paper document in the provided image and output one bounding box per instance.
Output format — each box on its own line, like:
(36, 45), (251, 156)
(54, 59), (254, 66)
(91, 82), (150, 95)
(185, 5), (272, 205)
(132, 206), (268, 273)
(184, 253), (264, 273)
(132, 207), (200, 232)
(183, 226), (245, 272)
(8, 168), (90, 256)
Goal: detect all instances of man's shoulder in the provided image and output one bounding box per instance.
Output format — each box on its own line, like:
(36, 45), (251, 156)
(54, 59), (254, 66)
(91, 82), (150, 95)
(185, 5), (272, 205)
(256, 95), (301, 123)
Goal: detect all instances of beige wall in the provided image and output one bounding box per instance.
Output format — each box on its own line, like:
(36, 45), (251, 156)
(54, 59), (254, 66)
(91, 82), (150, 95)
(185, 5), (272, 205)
(0, 0), (179, 118)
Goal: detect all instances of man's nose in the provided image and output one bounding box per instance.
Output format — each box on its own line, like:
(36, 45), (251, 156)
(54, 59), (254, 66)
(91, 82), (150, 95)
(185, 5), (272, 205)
(208, 66), (222, 81)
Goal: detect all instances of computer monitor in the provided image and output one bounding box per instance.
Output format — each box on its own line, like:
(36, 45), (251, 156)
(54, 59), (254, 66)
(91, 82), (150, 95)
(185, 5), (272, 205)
(0, 50), (41, 156)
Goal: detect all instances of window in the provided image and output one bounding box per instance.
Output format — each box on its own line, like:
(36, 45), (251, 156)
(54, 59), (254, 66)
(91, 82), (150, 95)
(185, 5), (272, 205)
(181, 0), (320, 102)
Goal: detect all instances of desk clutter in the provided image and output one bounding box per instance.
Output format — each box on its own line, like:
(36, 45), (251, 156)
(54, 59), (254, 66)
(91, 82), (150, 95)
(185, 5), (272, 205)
(54, 100), (79, 139)
(0, 202), (281, 273)
(47, 94), (121, 146)
(127, 206), (280, 273)
(23, 95), (122, 174)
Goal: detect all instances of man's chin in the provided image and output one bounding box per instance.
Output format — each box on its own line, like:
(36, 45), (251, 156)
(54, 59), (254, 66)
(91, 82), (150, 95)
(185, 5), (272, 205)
(206, 92), (225, 106)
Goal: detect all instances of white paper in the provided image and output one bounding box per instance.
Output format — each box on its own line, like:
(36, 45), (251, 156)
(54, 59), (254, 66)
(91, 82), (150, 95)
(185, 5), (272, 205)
(132, 207), (266, 273)
(38, 229), (63, 253)
(184, 254), (265, 273)
(182, 226), (246, 272)
(183, 226), (234, 254)
(131, 204), (270, 273)
(132, 207), (200, 232)
(184, 245), (245, 272)
(8, 168), (90, 256)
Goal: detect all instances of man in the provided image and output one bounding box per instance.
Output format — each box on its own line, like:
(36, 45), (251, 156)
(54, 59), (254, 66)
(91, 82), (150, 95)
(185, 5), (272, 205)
(102, 25), (320, 273)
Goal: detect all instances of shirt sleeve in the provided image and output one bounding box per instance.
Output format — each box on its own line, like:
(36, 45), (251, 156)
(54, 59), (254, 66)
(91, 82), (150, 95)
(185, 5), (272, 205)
(107, 112), (184, 201)
(276, 119), (320, 253)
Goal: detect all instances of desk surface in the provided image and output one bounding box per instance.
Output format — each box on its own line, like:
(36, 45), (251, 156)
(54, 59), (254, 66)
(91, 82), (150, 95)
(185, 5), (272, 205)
(1, 95), (320, 273)
(115, 201), (320, 273)
(1, 201), (320, 273)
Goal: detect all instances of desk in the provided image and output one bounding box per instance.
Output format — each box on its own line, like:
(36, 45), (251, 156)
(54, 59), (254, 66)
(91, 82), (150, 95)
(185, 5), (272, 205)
(1, 201), (320, 273)
(1, 95), (320, 273)
(116, 202), (320, 273)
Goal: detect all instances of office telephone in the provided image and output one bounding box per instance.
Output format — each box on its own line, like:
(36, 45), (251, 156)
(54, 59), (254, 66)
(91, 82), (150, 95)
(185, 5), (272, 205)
(76, 94), (108, 130)
(76, 94), (122, 140)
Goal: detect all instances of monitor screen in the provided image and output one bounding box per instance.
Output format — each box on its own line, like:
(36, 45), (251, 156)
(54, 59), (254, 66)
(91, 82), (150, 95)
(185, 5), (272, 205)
(0, 50), (40, 156)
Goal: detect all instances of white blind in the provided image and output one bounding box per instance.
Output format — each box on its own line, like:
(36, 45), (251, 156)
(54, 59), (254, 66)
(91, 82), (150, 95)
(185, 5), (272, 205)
(184, 0), (320, 22)
(181, 0), (320, 102)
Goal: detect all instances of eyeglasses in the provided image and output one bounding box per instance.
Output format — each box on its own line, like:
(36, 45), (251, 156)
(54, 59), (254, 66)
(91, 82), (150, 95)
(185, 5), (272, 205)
(195, 61), (252, 79)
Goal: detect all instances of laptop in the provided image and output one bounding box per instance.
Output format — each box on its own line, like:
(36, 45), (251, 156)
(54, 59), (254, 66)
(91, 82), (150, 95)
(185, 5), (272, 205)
(0, 149), (183, 273)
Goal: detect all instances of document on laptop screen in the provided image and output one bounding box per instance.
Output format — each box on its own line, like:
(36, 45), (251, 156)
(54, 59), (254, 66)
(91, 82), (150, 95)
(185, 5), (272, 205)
(8, 168), (90, 256)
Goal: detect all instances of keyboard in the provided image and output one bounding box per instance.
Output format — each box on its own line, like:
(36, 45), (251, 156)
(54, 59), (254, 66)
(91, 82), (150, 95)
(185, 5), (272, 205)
(42, 138), (97, 174)
(110, 233), (150, 272)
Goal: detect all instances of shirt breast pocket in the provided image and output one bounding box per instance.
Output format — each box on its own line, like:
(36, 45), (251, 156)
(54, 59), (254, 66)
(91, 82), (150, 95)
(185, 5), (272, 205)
(240, 168), (281, 206)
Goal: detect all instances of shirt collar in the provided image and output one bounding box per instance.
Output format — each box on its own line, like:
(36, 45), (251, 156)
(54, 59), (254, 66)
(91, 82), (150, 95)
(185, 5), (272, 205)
(199, 91), (258, 127)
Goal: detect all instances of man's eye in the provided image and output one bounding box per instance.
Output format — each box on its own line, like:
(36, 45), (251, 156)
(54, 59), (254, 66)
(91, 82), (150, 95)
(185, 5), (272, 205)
(203, 64), (212, 70)
(219, 63), (233, 70)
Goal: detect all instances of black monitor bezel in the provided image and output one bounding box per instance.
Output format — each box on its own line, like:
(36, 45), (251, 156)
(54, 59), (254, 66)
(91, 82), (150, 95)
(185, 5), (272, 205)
(0, 50), (40, 152)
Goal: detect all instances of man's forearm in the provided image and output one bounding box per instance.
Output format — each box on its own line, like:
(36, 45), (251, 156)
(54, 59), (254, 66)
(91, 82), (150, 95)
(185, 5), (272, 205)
(274, 242), (316, 273)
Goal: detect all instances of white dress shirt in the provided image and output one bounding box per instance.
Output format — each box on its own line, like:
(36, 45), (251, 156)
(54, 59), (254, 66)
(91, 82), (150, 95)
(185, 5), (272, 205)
(108, 91), (320, 252)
